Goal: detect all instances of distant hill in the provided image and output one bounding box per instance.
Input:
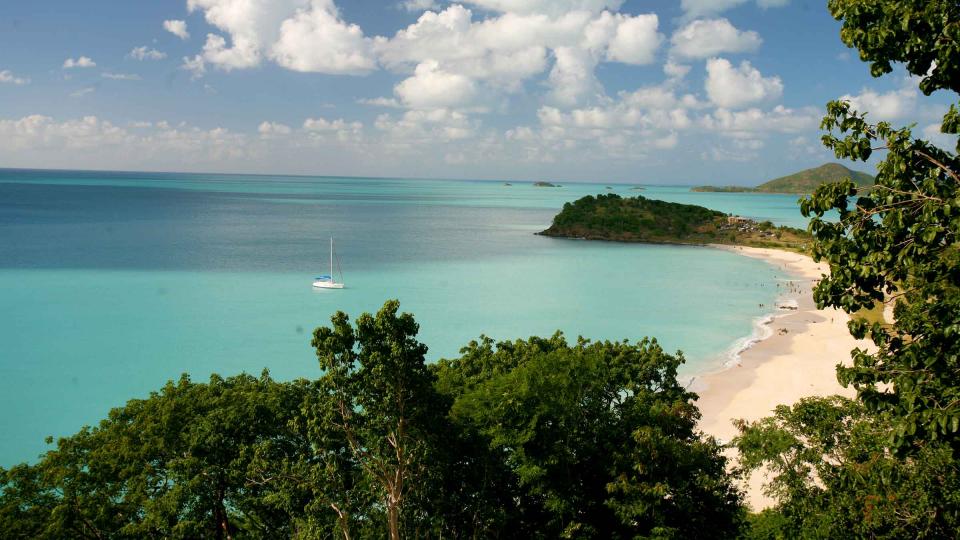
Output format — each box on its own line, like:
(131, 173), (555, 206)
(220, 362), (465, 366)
(539, 193), (810, 251)
(692, 163), (874, 194)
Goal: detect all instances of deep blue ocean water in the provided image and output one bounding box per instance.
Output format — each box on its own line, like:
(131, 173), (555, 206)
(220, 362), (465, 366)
(0, 169), (807, 466)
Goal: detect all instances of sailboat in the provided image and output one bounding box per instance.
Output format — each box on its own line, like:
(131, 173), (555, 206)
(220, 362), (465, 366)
(313, 238), (345, 289)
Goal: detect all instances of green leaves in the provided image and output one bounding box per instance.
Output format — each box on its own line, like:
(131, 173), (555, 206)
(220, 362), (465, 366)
(434, 335), (744, 539)
(0, 373), (325, 539)
(806, 83), (960, 453)
(734, 397), (960, 538)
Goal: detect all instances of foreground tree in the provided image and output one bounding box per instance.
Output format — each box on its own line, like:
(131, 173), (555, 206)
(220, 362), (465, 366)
(0, 372), (322, 539)
(802, 0), (960, 451)
(310, 300), (450, 540)
(3, 302), (747, 539)
(735, 397), (960, 538)
(736, 2), (960, 536)
(434, 333), (744, 539)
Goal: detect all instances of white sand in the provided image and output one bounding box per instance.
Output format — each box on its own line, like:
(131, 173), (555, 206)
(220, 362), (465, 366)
(695, 246), (870, 510)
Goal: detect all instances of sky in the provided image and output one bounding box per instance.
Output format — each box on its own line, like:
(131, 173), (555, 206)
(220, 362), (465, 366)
(0, 0), (954, 184)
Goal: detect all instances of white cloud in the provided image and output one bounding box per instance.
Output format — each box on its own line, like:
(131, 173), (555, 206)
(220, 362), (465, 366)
(63, 56), (96, 69)
(604, 13), (662, 65)
(401, 0), (439, 11)
(258, 121), (292, 137)
(922, 123), (958, 152)
(102, 73), (142, 81)
(548, 46), (601, 106)
(394, 60), (478, 109)
(182, 55), (207, 79)
(375, 109), (477, 143)
(459, 0), (623, 16)
(184, 0), (375, 75)
(0, 70), (29, 85)
(303, 116), (364, 141)
(681, 0), (788, 18)
(128, 46), (167, 61)
(374, 5), (560, 88)
(839, 87), (917, 121)
(700, 105), (818, 134)
(663, 60), (690, 80)
(164, 19), (190, 39)
(671, 18), (761, 59)
(0, 114), (371, 173)
(358, 97), (403, 108)
(271, 1), (376, 74)
(705, 57), (782, 108)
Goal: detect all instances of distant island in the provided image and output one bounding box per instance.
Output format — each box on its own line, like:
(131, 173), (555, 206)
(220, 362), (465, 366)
(692, 162), (874, 194)
(539, 193), (810, 251)
(533, 181), (560, 187)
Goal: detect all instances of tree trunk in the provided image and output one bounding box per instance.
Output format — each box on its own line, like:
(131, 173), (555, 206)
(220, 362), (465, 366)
(388, 504), (400, 540)
(214, 489), (233, 540)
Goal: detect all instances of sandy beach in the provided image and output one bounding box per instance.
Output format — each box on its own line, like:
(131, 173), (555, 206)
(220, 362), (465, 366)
(695, 246), (870, 510)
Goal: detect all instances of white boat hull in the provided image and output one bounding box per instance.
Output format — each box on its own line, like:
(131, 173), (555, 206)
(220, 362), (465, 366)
(313, 281), (345, 289)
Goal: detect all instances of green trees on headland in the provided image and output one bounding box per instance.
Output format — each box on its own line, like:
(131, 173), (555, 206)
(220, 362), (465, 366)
(540, 193), (810, 251)
(1, 301), (744, 539)
(693, 162), (874, 194)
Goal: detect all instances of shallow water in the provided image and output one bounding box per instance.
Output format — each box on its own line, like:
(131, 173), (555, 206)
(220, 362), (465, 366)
(0, 169), (802, 465)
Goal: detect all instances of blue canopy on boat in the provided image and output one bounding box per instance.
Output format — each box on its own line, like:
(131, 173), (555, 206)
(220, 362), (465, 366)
(315, 275), (332, 280)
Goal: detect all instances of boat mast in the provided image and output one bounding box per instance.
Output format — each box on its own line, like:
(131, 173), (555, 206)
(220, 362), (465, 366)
(330, 238), (334, 282)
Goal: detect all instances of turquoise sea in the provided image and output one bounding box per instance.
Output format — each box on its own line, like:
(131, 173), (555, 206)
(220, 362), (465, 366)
(0, 169), (808, 466)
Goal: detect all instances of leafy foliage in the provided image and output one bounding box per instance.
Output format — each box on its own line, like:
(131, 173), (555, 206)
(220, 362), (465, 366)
(0, 372), (325, 539)
(541, 193), (810, 250)
(1, 302), (746, 539)
(801, 3), (960, 450)
(734, 397), (960, 539)
(309, 299), (452, 540)
(434, 333), (744, 539)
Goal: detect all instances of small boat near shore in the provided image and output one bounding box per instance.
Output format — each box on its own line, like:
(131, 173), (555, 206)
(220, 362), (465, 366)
(313, 238), (345, 289)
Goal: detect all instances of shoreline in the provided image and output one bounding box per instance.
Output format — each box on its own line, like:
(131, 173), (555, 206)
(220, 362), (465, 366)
(695, 245), (867, 510)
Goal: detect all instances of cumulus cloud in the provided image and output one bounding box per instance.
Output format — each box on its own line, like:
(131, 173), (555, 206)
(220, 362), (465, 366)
(603, 13), (662, 65)
(705, 57), (782, 108)
(257, 121), (292, 138)
(303, 116), (364, 141)
(272, 2), (376, 74)
(700, 105), (818, 134)
(401, 0), (439, 11)
(548, 47), (601, 106)
(128, 46), (167, 61)
(164, 19), (190, 39)
(63, 57), (96, 69)
(839, 87), (917, 121)
(374, 5), (558, 88)
(671, 18), (761, 59)
(183, 0), (375, 75)
(394, 60), (478, 109)
(376, 108), (478, 143)
(0, 114), (369, 174)
(0, 70), (29, 85)
(179, 1), (663, 109)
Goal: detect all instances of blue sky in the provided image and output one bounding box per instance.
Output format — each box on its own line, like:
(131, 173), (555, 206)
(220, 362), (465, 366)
(0, 0), (954, 183)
